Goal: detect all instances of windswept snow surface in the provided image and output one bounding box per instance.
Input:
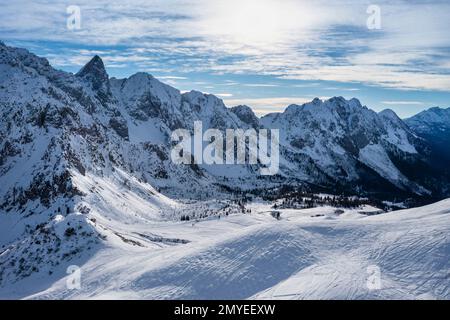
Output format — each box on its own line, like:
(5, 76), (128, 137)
(1, 199), (449, 300)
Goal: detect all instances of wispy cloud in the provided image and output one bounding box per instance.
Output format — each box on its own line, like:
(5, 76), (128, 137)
(223, 97), (314, 115)
(324, 87), (360, 91)
(243, 84), (279, 87)
(156, 76), (188, 80)
(292, 83), (321, 88)
(381, 100), (425, 105)
(223, 81), (240, 86)
(215, 93), (233, 97)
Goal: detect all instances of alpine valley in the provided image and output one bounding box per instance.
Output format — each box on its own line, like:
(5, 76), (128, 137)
(0, 42), (449, 299)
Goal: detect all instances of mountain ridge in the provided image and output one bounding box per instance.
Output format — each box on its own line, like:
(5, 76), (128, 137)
(1, 42), (449, 205)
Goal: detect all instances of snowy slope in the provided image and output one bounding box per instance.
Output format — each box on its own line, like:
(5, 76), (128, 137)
(0, 198), (448, 300)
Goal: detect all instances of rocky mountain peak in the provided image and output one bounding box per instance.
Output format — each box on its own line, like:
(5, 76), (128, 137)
(74, 55), (113, 106)
(230, 105), (260, 128)
(406, 107), (450, 126)
(349, 97), (363, 108)
(379, 109), (402, 122)
(76, 55), (109, 90)
(311, 97), (322, 105)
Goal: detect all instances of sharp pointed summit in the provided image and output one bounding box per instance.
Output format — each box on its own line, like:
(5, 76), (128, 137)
(76, 55), (112, 103)
(76, 55), (109, 90)
(77, 55), (107, 77)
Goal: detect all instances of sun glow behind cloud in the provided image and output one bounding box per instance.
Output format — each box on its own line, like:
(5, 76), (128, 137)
(196, 0), (318, 51)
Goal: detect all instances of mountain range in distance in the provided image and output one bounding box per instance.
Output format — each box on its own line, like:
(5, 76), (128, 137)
(1, 41), (449, 209)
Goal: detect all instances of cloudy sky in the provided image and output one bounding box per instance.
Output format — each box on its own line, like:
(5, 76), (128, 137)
(1, 0), (450, 117)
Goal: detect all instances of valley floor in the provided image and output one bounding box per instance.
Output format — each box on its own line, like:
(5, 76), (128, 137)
(1, 199), (449, 300)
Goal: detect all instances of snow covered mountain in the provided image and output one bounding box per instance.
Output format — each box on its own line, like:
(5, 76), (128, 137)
(406, 107), (450, 136)
(260, 98), (449, 199)
(405, 107), (450, 172)
(0, 42), (449, 290)
(2, 42), (447, 203)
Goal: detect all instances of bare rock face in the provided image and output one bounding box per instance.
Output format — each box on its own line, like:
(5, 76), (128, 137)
(109, 117), (129, 140)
